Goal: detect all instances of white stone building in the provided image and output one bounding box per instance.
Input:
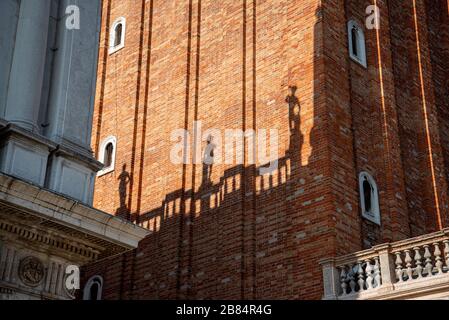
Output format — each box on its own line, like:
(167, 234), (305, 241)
(0, 0), (149, 300)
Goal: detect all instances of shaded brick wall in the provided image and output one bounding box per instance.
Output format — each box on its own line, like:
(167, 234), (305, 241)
(389, 0), (449, 235)
(425, 0), (449, 228)
(84, 0), (449, 300)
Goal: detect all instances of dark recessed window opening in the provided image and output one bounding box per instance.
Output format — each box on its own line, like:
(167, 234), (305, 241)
(104, 142), (114, 168)
(114, 23), (123, 47)
(359, 172), (381, 225)
(351, 26), (359, 57)
(348, 20), (367, 68)
(363, 177), (373, 213)
(89, 282), (99, 301)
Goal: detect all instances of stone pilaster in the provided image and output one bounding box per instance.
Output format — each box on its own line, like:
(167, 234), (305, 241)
(4, 0), (52, 132)
(44, 0), (103, 205)
(45, 0), (101, 153)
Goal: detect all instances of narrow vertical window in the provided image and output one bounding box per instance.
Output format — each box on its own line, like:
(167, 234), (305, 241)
(363, 177), (372, 212)
(359, 172), (381, 225)
(351, 26), (359, 57)
(109, 17), (126, 54)
(83, 276), (103, 301)
(89, 282), (99, 301)
(104, 142), (114, 168)
(114, 23), (123, 47)
(348, 20), (367, 68)
(98, 136), (117, 176)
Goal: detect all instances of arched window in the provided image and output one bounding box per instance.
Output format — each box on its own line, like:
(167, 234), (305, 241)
(347, 20), (367, 68)
(109, 17), (126, 54)
(98, 136), (117, 176)
(104, 142), (114, 168)
(351, 26), (359, 57)
(114, 23), (123, 47)
(83, 276), (103, 301)
(359, 172), (381, 225)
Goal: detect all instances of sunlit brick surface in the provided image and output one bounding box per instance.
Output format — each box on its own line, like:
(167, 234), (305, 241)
(85, 0), (449, 300)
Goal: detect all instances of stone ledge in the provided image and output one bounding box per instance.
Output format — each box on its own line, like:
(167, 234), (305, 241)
(0, 172), (150, 250)
(0, 123), (103, 172)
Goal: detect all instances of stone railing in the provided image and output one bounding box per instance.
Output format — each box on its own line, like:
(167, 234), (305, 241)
(320, 229), (449, 300)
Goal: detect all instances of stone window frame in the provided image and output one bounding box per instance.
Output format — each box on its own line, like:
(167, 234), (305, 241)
(109, 17), (126, 55)
(98, 136), (117, 176)
(359, 171), (381, 226)
(83, 275), (103, 300)
(347, 19), (367, 68)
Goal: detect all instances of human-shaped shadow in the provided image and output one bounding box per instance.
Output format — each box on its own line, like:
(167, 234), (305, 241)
(116, 164), (131, 218)
(202, 135), (216, 186)
(199, 135), (217, 212)
(285, 85), (303, 167)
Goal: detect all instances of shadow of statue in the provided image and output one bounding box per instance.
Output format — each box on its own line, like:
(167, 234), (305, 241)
(285, 85), (303, 167)
(202, 135), (216, 187)
(106, 7), (328, 301)
(199, 135), (217, 212)
(116, 164), (131, 219)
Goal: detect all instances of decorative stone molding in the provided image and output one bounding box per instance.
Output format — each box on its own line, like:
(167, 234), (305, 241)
(18, 256), (45, 287)
(0, 219), (101, 261)
(0, 172), (149, 300)
(0, 243), (75, 300)
(0, 122), (103, 204)
(0, 172), (150, 250)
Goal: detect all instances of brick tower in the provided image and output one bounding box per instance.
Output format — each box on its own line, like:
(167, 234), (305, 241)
(84, 0), (449, 300)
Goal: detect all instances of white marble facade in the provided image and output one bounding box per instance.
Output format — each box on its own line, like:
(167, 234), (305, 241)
(0, 0), (103, 205)
(0, 174), (150, 300)
(0, 0), (152, 301)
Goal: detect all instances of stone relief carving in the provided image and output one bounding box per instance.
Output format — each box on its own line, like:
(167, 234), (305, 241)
(18, 256), (45, 287)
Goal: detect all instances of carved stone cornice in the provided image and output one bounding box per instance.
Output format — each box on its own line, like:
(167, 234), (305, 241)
(0, 172), (150, 258)
(0, 214), (101, 262)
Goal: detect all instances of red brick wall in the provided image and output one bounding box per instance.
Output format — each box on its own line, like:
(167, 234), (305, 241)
(425, 0), (449, 228)
(84, 0), (449, 300)
(389, 0), (449, 235)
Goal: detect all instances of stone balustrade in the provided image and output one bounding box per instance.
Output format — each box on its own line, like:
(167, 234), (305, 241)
(320, 229), (449, 300)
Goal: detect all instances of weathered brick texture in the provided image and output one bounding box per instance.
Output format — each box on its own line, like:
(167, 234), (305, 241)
(84, 0), (449, 300)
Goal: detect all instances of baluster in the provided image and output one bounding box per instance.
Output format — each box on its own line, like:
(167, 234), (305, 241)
(365, 260), (374, 290)
(395, 252), (404, 282)
(434, 243), (443, 275)
(424, 245), (433, 277)
(444, 240), (449, 272)
(357, 262), (365, 292)
(413, 247), (423, 278)
(348, 265), (357, 294)
(340, 267), (348, 295)
(405, 250), (413, 281)
(373, 257), (381, 288)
